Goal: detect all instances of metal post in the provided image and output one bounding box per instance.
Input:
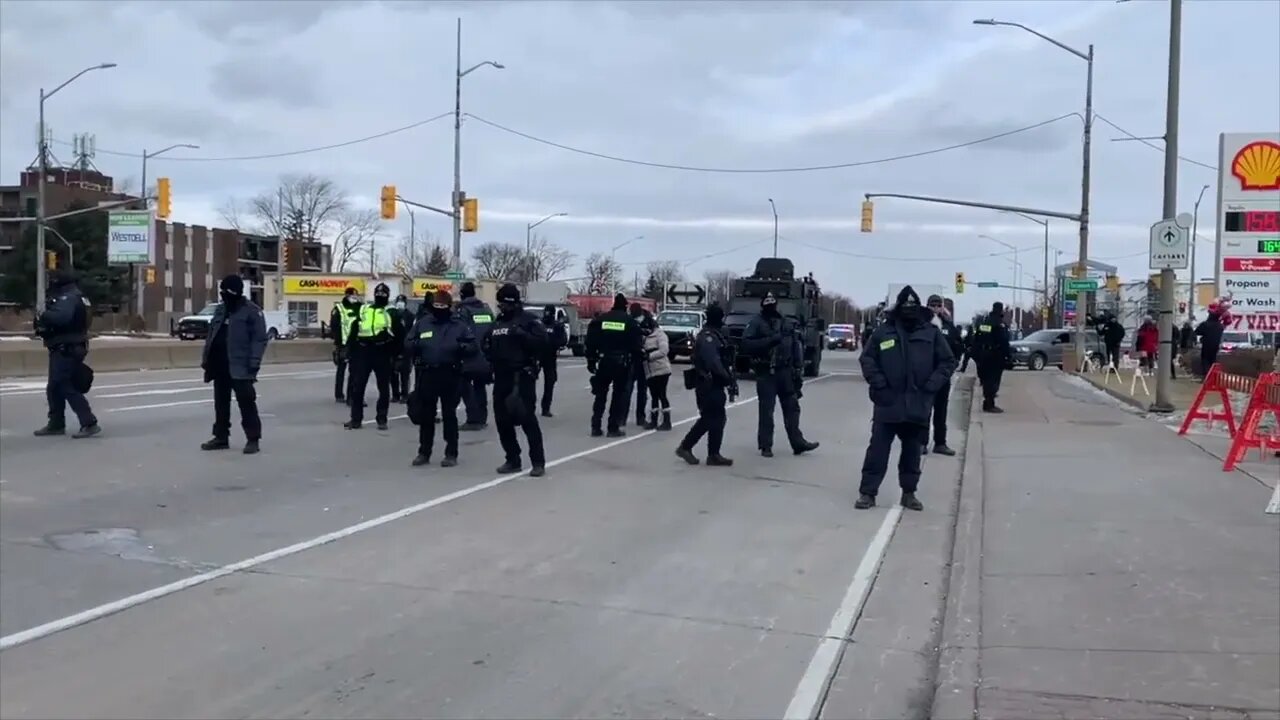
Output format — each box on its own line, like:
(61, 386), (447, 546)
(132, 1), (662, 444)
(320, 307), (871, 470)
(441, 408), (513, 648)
(1074, 44), (1095, 364)
(768, 198), (779, 257)
(1189, 184), (1209, 321)
(1153, 0), (1182, 413)
(1042, 221), (1050, 327)
(276, 187), (285, 310)
(451, 18), (463, 272)
(36, 89), (47, 311)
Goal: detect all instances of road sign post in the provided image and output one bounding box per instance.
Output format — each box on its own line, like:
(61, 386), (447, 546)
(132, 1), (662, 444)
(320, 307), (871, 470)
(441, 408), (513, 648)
(1149, 216), (1190, 270)
(1067, 279), (1099, 292)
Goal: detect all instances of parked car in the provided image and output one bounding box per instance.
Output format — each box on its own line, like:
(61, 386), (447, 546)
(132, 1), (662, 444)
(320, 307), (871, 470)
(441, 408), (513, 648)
(656, 308), (705, 362)
(1218, 331), (1254, 355)
(176, 303), (296, 341)
(1008, 327), (1105, 370)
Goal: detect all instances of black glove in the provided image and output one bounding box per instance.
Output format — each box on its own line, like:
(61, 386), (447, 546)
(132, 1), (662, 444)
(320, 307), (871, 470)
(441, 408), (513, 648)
(587, 359), (597, 374)
(728, 380), (740, 402)
(332, 348), (342, 366)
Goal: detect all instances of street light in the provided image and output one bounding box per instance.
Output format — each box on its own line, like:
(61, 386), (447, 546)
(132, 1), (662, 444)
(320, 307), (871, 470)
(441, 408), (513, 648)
(610, 235), (643, 293)
(525, 212), (567, 283)
(36, 62), (117, 309)
(975, 17), (1093, 364)
(451, 17), (504, 272)
(140, 143), (198, 205)
(1189, 183), (1209, 321)
(767, 198), (779, 257)
(1001, 210), (1052, 326)
(980, 234), (1022, 327)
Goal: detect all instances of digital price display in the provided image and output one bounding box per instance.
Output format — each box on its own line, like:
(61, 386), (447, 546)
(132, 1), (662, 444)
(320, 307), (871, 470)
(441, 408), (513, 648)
(1259, 239), (1280, 254)
(1225, 210), (1280, 233)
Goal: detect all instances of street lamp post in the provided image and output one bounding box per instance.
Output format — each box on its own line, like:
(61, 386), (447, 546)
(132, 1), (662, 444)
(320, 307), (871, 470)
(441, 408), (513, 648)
(399, 199), (417, 271)
(137, 143), (198, 319)
(980, 234), (1021, 326)
(767, 198), (779, 257)
(975, 18), (1093, 364)
(1002, 211), (1052, 327)
(1189, 183), (1209, 322)
(525, 212), (567, 284)
(610, 235), (642, 294)
(451, 18), (504, 272)
(36, 62), (117, 310)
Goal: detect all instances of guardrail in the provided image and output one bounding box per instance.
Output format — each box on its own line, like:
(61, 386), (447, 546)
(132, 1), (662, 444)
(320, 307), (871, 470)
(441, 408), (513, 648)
(0, 339), (334, 378)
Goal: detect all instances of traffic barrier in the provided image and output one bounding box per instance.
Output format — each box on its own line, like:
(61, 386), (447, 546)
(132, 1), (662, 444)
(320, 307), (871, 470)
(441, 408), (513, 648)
(1177, 363), (1247, 437)
(0, 339), (334, 378)
(1223, 372), (1280, 472)
(1128, 362), (1150, 398)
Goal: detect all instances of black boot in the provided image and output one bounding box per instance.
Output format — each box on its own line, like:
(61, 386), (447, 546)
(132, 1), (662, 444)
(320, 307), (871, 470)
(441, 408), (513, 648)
(793, 440), (819, 455)
(496, 461), (522, 474)
(607, 428), (625, 438)
(71, 424), (101, 439)
(529, 465), (546, 477)
(33, 424), (65, 437)
(243, 439), (260, 455)
(901, 493), (924, 511)
(933, 443), (957, 456)
(658, 410), (672, 431)
(412, 454), (430, 467)
(440, 456), (458, 468)
(854, 494), (875, 509)
(644, 411), (658, 430)
(344, 420), (362, 429)
(706, 454), (733, 466)
(201, 437), (230, 451)
(591, 426), (604, 438)
(675, 447), (700, 465)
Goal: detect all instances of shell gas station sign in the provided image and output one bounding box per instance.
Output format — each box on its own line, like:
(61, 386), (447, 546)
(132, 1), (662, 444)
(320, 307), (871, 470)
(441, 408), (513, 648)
(284, 276), (367, 296)
(1216, 132), (1280, 330)
(411, 277), (457, 298)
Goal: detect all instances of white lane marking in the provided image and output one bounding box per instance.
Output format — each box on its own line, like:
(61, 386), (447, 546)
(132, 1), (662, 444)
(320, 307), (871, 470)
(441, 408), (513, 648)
(1266, 482), (1280, 515)
(98, 387), (213, 399)
(106, 399), (215, 413)
(0, 373), (832, 651)
(0, 370), (330, 398)
(785, 378), (958, 720)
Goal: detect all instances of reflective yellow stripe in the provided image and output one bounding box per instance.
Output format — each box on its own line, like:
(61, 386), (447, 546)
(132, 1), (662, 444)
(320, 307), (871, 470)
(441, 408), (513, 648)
(471, 313), (492, 324)
(879, 338), (896, 350)
(601, 321), (626, 331)
(978, 324), (992, 333)
(338, 306), (358, 342)
(419, 330), (434, 339)
(357, 307), (391, 336)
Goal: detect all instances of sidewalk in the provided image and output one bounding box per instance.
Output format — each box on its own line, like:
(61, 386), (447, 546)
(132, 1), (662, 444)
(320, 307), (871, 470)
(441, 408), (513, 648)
(933, 372), (1280, 720)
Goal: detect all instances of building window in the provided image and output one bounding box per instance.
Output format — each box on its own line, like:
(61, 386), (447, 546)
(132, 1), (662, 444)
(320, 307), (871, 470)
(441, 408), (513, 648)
(287, 301), (319, 328)
(185, 287), (191, 299)
(164, 259), (171, 271)
(24, 198), (36, 216)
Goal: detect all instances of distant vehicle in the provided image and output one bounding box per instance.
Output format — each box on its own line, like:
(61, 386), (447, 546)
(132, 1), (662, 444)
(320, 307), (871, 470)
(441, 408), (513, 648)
(525, 282), (589, 356)
(827, 323), (857, 351)
(1219, 331), (1253, 354)
(723, 257), (825, 377)
(1008, 327), (1104, 370)
(176, 303), (296, 341)
(656, 308), (705, 362)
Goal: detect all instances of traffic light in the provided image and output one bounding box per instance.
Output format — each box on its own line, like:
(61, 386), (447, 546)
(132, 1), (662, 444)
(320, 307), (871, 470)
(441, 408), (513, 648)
(281, 240), (290, 269)
(860, 200), (874, 233)
(156, 177), (172, 219)
(45, 251), (57, 270)
(1106, 274), (1119, 292)
(955, 271), (965, 294)
(145, 266), (156, 284)
(379, 185), (397, 220)
(462, 197), (479, 232)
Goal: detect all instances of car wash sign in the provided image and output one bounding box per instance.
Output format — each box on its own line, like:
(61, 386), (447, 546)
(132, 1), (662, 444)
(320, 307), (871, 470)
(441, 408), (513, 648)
(1217, 132), (1280, 328)
(106, 210), (154, 264)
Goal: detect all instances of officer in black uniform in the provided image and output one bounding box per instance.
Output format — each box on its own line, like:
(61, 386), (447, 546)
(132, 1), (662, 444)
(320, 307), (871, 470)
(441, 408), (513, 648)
(971, 301), (1012, 413)
(405, 289), (475, 468)
(538, 304), (568, 417)
(344, 282), (404, 430)
(391, 293), (414, 403)
(924, 293), (963, 456)
(33, 270), (100, 438)
(483, 283), (547, 476)
(628, 302), (649, 426)
(586, 294), (644, 437)
(741, 292), (819, 457)
(675, 303), (735, 466)
(329, 287), (361, 404)
(456, 282), (495, 430)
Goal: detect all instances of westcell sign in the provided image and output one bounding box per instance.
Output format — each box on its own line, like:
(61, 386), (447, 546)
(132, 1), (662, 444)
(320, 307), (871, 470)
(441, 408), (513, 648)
(284, 276), (367, 295)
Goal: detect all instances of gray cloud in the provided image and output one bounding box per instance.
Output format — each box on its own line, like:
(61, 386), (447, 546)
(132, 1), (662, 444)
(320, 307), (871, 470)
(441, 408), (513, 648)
(207, 54), (322, 108)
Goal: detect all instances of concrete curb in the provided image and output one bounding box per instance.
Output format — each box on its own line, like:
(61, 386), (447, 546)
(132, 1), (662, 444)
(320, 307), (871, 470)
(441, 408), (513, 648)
(929, 380), (985, 720)
(0, 340), (334, 378)
(1074, 371), (1152, 411)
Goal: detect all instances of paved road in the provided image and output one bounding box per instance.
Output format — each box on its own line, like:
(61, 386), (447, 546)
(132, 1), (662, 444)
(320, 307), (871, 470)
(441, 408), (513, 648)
(0, 352), (968, 719)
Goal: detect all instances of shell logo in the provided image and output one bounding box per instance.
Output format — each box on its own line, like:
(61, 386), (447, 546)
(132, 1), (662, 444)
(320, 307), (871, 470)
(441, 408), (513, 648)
(1231, 140), (1280, 191)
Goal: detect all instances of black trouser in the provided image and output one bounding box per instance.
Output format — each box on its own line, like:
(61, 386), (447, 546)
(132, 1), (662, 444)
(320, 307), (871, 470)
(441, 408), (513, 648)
(333, 353), (351, 400)
(1200, 348), (1218, 379)
(632, 359), (647, 422)
(415, 369), (460, 459)
(212, 374), (261, 441)
(755, 370), (805, 451)
(591, 360), (632, 432)
(976, 361), (1004, 404)
(46, 345), (96, 429)
(647, 374), (671, 410)
(393, 357), (411, 401)
(931, 379), (951, 446)
(959, 350), (970, 373)
(1105, 343), (1121, 369)
(349, 345), (392, 424)
(680, 384), (727, 455)
(493, 371), (545, 467)
(540, 357), (557, 414)
(461, 374), (490, 425)
(859, 421), (925, 497)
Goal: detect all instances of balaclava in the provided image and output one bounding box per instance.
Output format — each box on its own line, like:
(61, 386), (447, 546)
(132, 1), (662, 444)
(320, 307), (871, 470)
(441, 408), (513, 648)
(219, 274), (245, 311)
(895, 285), (925, 328)
(372, 283), (390, 308)
(460, 282), (477, 300)
(430, 290), (453, 321)
(48, 270), (75, 293)
(761, 292), (779, 317)
(497, 283), (522, 318)
(991, 301), (1005, 323)
(705, 304), (725, 328)
(612, 294), (628, 312)
(543, 304), (557, 323)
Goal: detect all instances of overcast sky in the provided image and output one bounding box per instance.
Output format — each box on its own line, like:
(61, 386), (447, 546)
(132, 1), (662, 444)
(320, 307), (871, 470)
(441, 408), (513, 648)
(1, 0), (1276, 316)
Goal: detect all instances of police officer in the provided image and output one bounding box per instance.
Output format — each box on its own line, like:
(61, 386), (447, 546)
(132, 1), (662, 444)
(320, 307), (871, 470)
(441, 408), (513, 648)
(586, 294), (643, 437)
(971, 301), (1012, 413)
(405, 290), (475, 468)
(329, 287), (361, 404)
(344, 282), (404, 430)
(456, 281), (495, 431)
(628, 303), (649, 426)
(538, 304), (568, 417)
(483, 284), (547, 476)
(675, 303), (735, 466)
(33, 270), (100, 438)
(925, 294), (963, 456)
(857, 286), (956, 511)
(391, 293), (414, 403)
(741, 292), (819, 457)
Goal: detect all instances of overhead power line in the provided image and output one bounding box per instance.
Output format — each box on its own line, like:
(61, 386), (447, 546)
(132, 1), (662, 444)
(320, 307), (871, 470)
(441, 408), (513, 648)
(782, 236), (1044, 263)
(1094, 114), (1218, 171)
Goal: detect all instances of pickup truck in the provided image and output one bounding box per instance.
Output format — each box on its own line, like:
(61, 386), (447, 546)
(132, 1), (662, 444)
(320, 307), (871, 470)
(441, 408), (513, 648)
(175, 303), (296, 341)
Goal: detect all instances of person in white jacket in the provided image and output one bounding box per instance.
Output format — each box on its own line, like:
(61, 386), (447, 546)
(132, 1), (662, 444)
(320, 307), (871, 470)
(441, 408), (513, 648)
(640, 316), (673, 430)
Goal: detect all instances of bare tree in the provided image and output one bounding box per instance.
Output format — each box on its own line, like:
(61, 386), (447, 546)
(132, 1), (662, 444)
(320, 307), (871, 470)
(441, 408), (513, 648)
(522, 234), (575, 282)
(248, 174), (350, 241)
(390, 232), (454, 276)
(702, 269), (737, 305)
(331, 208), (381, 273)
(217, 198), (247, 231)
(641, 260), (684, 301)
(573, 252), (623, 294)
(471, 241), (526, 281)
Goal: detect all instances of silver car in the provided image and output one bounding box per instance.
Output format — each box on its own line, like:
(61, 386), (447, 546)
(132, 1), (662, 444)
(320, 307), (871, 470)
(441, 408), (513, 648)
(1009, 328), (1105, 371)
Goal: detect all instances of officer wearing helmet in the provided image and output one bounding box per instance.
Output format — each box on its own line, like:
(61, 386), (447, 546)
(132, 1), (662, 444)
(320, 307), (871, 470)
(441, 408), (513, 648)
(482, 283), (547, 476)
(405, 289), (476, 468)
(33, 269), (100, 438)
(344, 282), (404, 430)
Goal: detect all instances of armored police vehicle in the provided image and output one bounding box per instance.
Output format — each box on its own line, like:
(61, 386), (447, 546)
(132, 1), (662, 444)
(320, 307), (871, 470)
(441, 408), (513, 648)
(723, 257), (825, 377)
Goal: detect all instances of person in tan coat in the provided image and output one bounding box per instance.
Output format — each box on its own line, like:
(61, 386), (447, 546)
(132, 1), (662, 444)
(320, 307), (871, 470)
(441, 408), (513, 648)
(640, 315), (673, 430)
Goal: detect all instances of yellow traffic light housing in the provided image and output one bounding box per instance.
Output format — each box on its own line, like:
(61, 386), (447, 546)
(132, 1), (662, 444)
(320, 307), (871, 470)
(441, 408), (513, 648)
(1106, 274), (1119, 292)
(860, 200), (874, 233)
(145, 266), (157, 284)
(462, 197), (479, 232)
(955, 271), (965, 294)
(380, 185), (397, 220)
(281, 240), (290, 269)
(45, 251), (57, 270)
(156, 177), (172, 219)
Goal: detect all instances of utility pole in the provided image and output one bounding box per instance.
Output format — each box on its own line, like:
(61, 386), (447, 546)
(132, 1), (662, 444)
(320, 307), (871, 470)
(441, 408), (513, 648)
(1076, 42), (1095, 368)
(768, 198), (779, 257)
(450, 18), (505, 272)
(1153, 0), (1182, 413)
(276, 187), (285, 310)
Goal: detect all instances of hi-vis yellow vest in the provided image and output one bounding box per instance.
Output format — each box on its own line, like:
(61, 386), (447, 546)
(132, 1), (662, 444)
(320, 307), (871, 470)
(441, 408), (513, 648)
(357, 305), (392, 337)
(335, 303), (358, 343)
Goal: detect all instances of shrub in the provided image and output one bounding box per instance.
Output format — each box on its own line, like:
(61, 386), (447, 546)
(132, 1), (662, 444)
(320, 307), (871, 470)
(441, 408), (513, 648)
(1183, 348), (1279, 378)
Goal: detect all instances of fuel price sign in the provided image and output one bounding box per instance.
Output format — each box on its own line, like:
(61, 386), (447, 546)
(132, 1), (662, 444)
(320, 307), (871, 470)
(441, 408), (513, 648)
(1259, 239), (1280, 254)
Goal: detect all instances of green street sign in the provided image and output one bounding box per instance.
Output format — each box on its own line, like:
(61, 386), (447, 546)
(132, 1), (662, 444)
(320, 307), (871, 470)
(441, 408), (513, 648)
(976, 281), (999, 288)
(444, 271), (466, 280)
(1067, 279), (1099, 291)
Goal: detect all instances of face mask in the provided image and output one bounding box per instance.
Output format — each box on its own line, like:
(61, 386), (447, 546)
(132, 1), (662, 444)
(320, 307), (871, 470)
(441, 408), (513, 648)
(220, 291), (242, 306)
(499, 301), (519, 317)
(373, 295), (389, 307)
(344, 296), (358, 306)
(544, 313), (555, 323)
(762, 304), (779, 316)
(395, 301), (406, 311)
(431, 306), (451, 320)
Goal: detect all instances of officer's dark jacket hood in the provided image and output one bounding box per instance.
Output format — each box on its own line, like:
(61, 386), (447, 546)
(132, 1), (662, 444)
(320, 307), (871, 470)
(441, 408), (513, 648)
(887, 285), (933, 326)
